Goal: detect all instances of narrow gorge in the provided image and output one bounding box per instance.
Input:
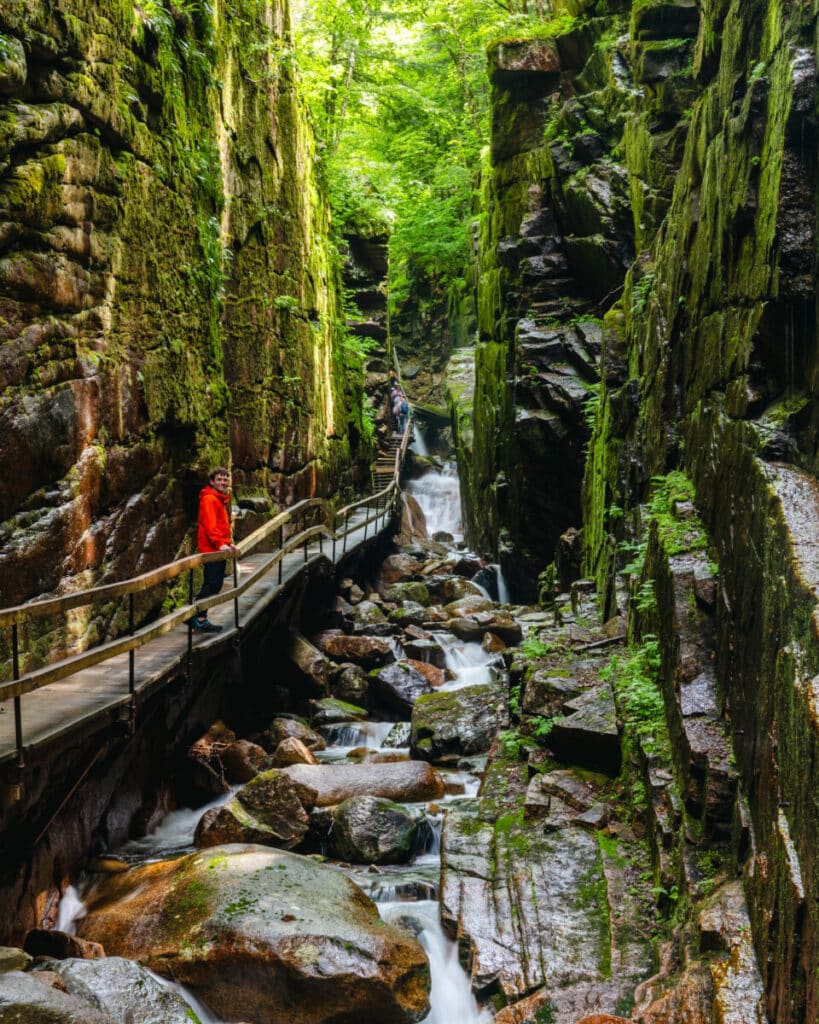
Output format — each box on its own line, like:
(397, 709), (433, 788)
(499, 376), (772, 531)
(1, 0), (819, 1023)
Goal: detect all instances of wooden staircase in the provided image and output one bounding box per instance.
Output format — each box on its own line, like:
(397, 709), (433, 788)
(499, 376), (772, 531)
(373, 434), (403, 504)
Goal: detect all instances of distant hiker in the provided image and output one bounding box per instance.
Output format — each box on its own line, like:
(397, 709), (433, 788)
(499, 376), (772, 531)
(193, 466), (237, 633)
(389, 368), (399, 388)
(392, 387), (409, 434)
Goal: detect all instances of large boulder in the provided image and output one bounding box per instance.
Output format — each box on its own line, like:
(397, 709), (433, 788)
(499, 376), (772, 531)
(194, 770), (316, 849)
(0, 971), (115, 1024)
(221, 739), (270, 783)
(547, 684), (622, 774)
(411, 683), (507, 762)
(445, 610), (522, 644)
(389, 602), (431, 628)
(316, 633), (396, 669)
(443, 595), (495, 618)
(382, 582), (431, 605)
(332, 796), (424, 865)
(53, 957), (197, 1024)
(309, 697), (368, 727)
(279, 761), (444, 806)
(369, 662), (434, 717)
(264, 717), (326, 753)
(270, 737), (318, 767)
(77, 846), (430, 1024)
(331, 663), (370, 704)
(376, 553), (424, 589)
(352, 600), (394, 636)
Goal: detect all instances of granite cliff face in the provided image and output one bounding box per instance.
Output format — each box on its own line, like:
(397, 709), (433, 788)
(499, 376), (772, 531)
(459, 0), (819, 1019)
(0, 0), (371, 627)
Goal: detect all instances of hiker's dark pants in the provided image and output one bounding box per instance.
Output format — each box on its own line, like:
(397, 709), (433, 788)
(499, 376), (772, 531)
(195, 560), (227, 609)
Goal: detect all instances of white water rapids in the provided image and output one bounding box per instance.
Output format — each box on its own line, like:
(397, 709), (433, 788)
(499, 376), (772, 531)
(53, 432), (500, 1024)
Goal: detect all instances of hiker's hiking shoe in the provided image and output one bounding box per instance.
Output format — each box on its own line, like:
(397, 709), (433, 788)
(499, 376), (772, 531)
(193, 618), (223, 633)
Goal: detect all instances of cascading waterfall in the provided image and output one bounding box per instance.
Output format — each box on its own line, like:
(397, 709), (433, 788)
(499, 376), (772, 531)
(403, 421), (460, 536)
(55, 720), (490, 1024)
(405, 462), (463, 539)
(381, 902), (493, 1024)
(412, 422), (430, 457)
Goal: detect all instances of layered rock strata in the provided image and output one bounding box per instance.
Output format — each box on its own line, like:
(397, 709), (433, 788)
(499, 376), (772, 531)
(0, 0), (371, 656)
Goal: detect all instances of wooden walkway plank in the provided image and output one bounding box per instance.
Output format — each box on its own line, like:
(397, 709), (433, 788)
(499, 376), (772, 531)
(0, 502), (390, 765)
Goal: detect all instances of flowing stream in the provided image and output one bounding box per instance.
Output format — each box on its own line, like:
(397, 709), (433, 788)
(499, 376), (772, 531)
(54, 429), (496, 1023)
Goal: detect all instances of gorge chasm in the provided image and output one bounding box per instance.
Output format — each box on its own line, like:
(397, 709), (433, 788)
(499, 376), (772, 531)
(1, 0), (819, 1022)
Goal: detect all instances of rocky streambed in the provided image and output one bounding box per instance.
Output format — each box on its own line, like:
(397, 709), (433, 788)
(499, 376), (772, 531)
(0, 468), (770, 1024)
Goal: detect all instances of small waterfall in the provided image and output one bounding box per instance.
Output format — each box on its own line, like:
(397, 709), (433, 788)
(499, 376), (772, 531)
(433, 632), (497, 690)
(317, 720), (396, 752)
(56, 884), (87, 934)
(405, 463), (463, 539)
(380, 901), (493, 1024)
(412, 422), (430, 456)
(412, 813), (442, 861)
(150, 972), (226, 1024)
(492, 563), (511, 605)
(115, 789), (237, 862)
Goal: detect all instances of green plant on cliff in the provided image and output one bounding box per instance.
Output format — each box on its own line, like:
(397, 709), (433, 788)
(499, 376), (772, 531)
(601, 636), (668, 757)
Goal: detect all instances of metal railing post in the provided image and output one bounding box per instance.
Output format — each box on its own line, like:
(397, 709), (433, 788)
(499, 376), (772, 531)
(343, 508), (349, 554)
(128, 593), (136, 735)
(332, 511), (337, 562)
(12, 624), (24, 796)
(187, 568), (194, 680)
(233, 557), (240, 630)
(278, 526), (283, 585)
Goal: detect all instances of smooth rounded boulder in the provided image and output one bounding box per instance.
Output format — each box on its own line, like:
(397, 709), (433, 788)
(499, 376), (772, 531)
(77, 845), (431, 1024)
(54, 957), (196, 1024)
(195, 770), (316, 849)
(280, 761), (444, 805)
(332, 796), (424, 864)
(0, 971), (115, 1024)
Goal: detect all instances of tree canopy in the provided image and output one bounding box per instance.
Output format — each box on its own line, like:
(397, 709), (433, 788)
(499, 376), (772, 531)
(292, 0), (551, 303)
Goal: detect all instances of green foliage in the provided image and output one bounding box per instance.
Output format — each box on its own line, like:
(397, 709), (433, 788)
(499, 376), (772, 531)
(601, 635), (668, 756)
(535, 1002), (556, 1024)
(519, 635), (557, 659)
(497, 727), (531, 760)
(582, 382), (601, 431)
(293, 0), (554, 298)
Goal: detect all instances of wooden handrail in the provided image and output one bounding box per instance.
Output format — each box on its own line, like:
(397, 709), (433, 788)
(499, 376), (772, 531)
(0, 416), (412, 704)
(0, 497), (330, 629)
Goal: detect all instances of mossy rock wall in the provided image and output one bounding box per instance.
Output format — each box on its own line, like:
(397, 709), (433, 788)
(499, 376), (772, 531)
(0, 1), (370, 639)
(471, 0), (819, 1015)
(573, 0), (819, 1019)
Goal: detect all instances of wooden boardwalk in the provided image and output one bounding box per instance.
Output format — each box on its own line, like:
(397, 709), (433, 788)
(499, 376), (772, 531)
(0, 502), (388, 767)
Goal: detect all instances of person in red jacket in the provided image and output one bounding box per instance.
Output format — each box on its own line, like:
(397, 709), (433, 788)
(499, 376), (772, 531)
(192, 466), (237, 632)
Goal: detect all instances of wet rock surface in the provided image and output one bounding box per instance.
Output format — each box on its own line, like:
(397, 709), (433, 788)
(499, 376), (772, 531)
(77, 845), (431, 1024)
(194, 770), (315, 850)
(331, 796), (424, 865)
(411, 683), (507, 763)
(279, 761), (445, 806)
(0, 971), (115, 1023)
(369, 662), (435, 717)
(53, 957), (196, 1024)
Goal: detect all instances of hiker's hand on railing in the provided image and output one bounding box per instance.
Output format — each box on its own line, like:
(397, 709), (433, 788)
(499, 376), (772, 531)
(221, 543), (238, 555)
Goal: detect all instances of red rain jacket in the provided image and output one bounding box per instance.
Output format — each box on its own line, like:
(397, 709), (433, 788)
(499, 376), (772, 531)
(197, 485), (232, 553)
